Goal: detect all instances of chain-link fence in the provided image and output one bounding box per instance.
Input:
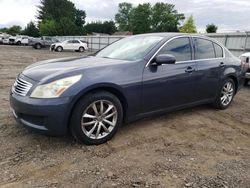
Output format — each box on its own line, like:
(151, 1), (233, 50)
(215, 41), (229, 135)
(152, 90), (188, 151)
(56, 32), (250, 56)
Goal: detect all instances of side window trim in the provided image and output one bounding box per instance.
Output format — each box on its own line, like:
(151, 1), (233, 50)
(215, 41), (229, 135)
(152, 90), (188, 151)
(145, 35), (226, 68)
(157, 37), (192, 62)
(146, 36), (193, 67)
(191, 36), (225, 60)
(193, 37), (216, 60)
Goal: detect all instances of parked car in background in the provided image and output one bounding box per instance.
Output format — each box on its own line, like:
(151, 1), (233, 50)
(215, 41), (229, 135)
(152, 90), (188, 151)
(50, 39), (88, 52)
(9, 35), (29, 45)
(30, 36), (59, 49)
(10, 33), (245, 145)
(2, 37), (9, 45)
(21, 36), (32, 46)
(1, 33), (10, 44)
(239, 52), (250, 85)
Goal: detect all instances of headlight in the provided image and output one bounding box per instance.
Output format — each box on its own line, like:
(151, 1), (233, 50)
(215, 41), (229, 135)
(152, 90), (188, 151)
(30, 75), (82, 98)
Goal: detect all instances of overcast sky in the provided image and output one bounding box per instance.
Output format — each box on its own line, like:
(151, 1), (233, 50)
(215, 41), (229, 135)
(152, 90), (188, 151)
(0, 0), (249, 33)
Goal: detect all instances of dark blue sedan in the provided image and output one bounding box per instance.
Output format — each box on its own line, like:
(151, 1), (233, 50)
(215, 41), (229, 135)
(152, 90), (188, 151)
(10, 33), (245, 145)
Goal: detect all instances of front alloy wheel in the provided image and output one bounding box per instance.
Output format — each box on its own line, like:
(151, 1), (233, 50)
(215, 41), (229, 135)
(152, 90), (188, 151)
(81, 100), (117, 139)
(70, 91), (123, 145)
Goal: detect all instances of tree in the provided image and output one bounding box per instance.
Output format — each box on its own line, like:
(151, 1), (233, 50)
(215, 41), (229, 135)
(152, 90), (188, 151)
(37, 0), (86, 35)
(180, 15), (197, 33)
(102, 21), (117, 34)
(6, 25), (22, 35)
(0, 27), (8, 33)
(22, 21), (40, 37)
(115, 2), (185, 34)
(39, 19), (57, 36)
(115, 2), (133, 31)
(206, 24), (218, 33)
(151, 2), (185, 32)
(130, 3), (152, 34)
(83, 21), (117, 35)
(75, 9), (86, 33)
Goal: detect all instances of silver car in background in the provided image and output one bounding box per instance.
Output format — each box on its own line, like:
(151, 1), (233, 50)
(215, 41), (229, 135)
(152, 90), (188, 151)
(239, 52), (250, 85)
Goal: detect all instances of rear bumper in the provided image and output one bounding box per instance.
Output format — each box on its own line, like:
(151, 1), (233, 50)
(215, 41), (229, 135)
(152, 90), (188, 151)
(9, 93), (72, 136)
(245, 72), (250, 79)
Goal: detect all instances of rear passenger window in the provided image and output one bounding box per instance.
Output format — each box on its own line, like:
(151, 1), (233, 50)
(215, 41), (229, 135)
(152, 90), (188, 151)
(194, 38), (215, 59)
(158, 37), (192, 62)
(213, 43), (223, 58)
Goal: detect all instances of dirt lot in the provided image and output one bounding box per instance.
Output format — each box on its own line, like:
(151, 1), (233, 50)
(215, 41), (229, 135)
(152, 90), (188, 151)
(0, 45), (250, 188)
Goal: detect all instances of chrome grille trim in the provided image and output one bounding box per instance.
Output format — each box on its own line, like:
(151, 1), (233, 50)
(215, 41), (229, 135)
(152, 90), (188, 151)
(12, 77), (33, 96)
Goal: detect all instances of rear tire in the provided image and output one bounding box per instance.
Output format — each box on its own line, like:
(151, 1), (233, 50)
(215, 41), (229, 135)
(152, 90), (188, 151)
(213, 78), (235, 110)
(70, 91), (123, 145)
(79, 46), (84, 52)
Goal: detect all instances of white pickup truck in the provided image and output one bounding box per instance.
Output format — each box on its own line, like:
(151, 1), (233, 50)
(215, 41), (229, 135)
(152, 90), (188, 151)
(240, 52), (250, 85)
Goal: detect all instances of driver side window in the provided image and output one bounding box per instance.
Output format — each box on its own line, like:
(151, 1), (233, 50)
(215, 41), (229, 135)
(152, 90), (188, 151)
(158, 37), (192, 62)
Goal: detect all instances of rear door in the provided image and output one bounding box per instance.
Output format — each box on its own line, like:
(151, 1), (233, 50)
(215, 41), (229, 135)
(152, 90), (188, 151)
(72, 40), (80, 50)
(192, 37), (225, 101)
(142, 37), (199, 112)
(64, 40), (74, 50)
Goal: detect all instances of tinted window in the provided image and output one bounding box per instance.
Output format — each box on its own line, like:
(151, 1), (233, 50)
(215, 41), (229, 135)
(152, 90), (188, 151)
(213, 43), (223, 58)
(45, 37), (52, 41)
(67, 40), (74, 43)
(194, 38), (215, 59)
(73, 40), (80, 43)
(96, 36), (163, 61)
(158, 38), (192, 62)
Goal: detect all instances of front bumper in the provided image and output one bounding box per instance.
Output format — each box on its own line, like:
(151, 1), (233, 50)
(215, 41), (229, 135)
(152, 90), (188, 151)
(50, 44), (55, 51)
(10, 92), (72, 136)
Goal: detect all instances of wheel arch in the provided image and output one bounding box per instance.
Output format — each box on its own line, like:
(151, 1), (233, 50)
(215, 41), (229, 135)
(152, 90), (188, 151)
(228, 74), (238, 93)
(67, 84), (128, 131)
(223, 67), (239, 93)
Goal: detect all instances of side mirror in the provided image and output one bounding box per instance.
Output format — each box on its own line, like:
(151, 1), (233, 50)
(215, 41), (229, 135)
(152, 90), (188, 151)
(154, 54), (176, 65)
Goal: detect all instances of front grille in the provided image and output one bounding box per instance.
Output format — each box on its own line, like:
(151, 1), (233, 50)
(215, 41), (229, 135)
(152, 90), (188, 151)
(12, 77), (33, 96)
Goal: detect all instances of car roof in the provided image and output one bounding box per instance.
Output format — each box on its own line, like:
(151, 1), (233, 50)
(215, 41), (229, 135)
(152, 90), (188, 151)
(135, 32), (209, 39)
(240, 52), (250, 57)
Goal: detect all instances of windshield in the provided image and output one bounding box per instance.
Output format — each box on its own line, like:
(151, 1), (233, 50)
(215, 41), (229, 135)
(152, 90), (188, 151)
(95, 35), (163, 61)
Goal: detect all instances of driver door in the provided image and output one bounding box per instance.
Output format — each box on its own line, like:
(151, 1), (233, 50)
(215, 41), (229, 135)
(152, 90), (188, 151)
(142, 37), (198, 112)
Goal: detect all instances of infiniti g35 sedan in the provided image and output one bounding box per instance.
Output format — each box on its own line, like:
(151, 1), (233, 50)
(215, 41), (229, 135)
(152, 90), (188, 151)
(10, 33), (245, 145)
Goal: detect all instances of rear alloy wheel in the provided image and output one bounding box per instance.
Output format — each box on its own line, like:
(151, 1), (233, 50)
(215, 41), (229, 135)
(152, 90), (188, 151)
(70, 91), (123, 145)
(79, 46), (84, 52)
(35, 43), (42, 49)
(56, 46), (63, 52)
(214, 78), (235, 109)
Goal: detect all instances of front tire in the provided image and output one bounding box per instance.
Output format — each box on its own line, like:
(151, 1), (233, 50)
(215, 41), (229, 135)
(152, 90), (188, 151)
(70, 91), (123, 145)
(56, 46), (63, 52)
(214, 78), (235, 109)
(35, 43), (42, 49)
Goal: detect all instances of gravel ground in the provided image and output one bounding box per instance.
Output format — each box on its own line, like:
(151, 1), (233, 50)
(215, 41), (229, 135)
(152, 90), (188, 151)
(0, 45), (250, 188)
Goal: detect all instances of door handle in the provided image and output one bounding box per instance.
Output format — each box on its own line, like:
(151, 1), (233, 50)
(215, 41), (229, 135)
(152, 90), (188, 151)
(185, 66), (195, 73)
(219, 62), (225, 67)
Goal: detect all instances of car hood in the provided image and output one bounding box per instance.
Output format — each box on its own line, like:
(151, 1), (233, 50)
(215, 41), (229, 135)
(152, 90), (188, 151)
(22, 56), (130, 82)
